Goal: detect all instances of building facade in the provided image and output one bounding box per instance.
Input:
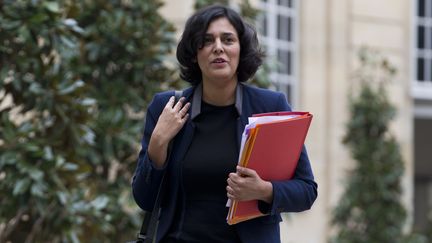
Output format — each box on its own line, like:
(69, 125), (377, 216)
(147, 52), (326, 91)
(160, 0), (432, 242)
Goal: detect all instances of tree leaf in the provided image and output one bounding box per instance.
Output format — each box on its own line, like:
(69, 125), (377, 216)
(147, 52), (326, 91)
(57, 191), (68, 205)
(29, 169), (44, 181)
(58, 80), (85, 95)
(62, 162), (78, 171)
(31, 182), (47, 197)
(44, 2), (60, 13)
(91, 196), (109, 210)
(13, 178), (31, 195)
(43, 146), (54, 161)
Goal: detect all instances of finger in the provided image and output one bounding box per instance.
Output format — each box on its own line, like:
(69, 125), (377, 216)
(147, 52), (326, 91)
(226, 186), (237, 199)
(179, 102), (191, 117)
(228, 173), (239, 183)
(227, 178), (233, 186)
(236, 166), (256, 177)
(227, 178), (239, 189)
(165, 96), (176, 108)
(226, 186), (233, 194)
(180, 113), (189, 123)
(237, 173), (248, 184)
(173, 97), (186, 110)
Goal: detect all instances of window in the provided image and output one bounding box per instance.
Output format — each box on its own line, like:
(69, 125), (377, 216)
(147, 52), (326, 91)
(258, 0), (298, 106)
(413, 0), (432, 235)
(414, 0), (432, 99)
(413, 118), (432, 234)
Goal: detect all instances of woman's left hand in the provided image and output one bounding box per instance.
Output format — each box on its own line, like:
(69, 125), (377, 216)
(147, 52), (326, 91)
(226, 166), (273, 203)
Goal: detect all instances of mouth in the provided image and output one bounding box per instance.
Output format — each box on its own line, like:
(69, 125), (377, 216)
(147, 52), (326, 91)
(211, 58), (227, 64)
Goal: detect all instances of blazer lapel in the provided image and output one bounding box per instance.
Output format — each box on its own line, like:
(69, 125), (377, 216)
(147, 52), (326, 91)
(172, 120), (195, 163)
(236, 83), (251, 149)
(171, 86), (196, 163)
(236, 115), (248, 149)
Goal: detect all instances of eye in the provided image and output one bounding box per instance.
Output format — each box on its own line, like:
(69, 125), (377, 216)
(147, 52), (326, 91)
(223, 35), (236, 44)
(225, 38), (234, 43)
(203, 36), (213, 45)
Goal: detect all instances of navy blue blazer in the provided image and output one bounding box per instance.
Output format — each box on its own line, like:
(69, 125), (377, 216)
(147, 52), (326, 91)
(132, 83), (317, 243)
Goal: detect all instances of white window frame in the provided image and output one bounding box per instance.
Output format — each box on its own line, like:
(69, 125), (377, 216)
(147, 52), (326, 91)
(413, 0), (432, 100)
(258, 0), (299, 108)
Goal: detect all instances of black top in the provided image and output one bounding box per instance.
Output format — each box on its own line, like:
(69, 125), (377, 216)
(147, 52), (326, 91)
(162, 101), (241, 243)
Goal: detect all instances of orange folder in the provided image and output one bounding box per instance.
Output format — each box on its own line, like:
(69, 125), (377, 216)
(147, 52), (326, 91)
(227, 111), (313, 225)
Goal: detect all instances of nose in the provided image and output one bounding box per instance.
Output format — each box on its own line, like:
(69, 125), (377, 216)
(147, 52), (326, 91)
(213, 38), (223, 54)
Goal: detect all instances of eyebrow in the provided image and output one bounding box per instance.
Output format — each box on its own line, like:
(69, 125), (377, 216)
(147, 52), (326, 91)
(205, 32), (236, 37)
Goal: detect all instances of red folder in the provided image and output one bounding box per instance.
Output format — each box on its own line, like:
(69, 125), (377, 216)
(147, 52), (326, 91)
(227, 111), (313, 225)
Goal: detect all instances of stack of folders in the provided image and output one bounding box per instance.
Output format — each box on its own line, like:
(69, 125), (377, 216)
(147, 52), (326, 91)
(226, 111), (313, 225)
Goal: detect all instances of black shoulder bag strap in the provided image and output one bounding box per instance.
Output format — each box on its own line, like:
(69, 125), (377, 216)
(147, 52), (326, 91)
(135, 90), (183, 243)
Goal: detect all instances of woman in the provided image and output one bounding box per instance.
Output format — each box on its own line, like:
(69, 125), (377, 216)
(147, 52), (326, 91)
(132, 4), (317, 243)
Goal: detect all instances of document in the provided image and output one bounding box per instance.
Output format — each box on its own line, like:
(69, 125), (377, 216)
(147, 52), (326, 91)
(227, 111), (313, 225)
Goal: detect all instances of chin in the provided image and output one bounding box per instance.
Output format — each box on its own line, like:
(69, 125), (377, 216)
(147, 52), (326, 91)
(212, 72), (236, 80)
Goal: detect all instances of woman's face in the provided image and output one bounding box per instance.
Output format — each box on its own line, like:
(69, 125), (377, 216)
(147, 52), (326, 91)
(197, 17), (240, 85)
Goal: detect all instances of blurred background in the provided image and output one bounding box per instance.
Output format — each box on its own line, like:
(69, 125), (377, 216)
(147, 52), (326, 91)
(0, 0), (431, 242)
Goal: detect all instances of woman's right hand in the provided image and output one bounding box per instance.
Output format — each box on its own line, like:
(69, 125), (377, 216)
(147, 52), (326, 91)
(148, 96), (190, 168)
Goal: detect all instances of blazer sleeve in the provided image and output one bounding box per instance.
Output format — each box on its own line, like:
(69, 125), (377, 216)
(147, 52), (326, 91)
(132, 93), (170, 211)
(258, 92), (318, 215)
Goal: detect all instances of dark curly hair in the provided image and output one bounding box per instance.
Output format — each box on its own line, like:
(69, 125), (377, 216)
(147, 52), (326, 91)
(176, 4), (264, 85)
